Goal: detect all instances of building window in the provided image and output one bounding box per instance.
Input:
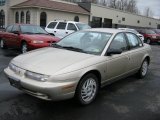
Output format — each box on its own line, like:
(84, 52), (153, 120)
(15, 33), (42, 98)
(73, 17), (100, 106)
(0, 0), (5, 6)
(91, 16), (102, 28)
(74, 16), (79, 22)
(21, 11), (24, 23)
(15, 12), (19, 23)
(26, 11), (30, 24)
(149, 22), (151, 25)
(0, 10), (5, 28)
(40, 12), (47, 28)
(137, 20), (140, 23)
(122, 17), (125, 21)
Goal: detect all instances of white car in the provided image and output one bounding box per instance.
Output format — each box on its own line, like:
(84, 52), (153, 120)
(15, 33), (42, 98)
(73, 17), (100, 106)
(118, 28), (144, 42)
(45, 20), (91, 39)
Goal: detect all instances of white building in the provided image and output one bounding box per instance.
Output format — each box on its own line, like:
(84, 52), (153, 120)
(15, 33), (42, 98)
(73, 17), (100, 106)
(0, 0), (89, 29)
(79, 3), (160, 29)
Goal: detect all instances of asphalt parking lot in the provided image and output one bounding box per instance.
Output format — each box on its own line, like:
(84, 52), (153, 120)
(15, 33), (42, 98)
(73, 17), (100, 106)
(0, 45), (160, 120)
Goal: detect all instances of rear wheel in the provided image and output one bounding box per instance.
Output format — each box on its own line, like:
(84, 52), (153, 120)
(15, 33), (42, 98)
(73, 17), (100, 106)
(138, 59), (149, 78)
(75, 73), (99, 105)
(21, 42), (28, 53)
(0, 39), (6, 49)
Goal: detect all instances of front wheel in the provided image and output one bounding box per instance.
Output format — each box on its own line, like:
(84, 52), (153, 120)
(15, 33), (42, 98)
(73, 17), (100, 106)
(21, 42), (28, 53)
(138, 59), (149, 78)
(75, 73), (99, 105)
(146, 38), (151, 44)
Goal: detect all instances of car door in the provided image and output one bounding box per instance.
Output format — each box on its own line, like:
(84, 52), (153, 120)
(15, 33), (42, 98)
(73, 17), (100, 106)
(66, 23), (78, 35)
(125, 32), (144, 72)
(3, 25), (13, 47)
(54, 22), (67, 38)
(105, 33), (130, 81)
(10, 25), (20, 48)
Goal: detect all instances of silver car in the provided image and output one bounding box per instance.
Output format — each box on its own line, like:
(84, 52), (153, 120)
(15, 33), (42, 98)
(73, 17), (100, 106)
(4, 28), (152, 105)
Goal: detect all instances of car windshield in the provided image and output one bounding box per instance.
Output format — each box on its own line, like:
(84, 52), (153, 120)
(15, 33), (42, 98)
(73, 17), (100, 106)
(54, 31), (112, 55)
(145, 30), (156, 34)
(128, 29), (139, 34)
(20, 25), (48, 34)
(76, 23), (91, 30)
(154, 29), (160, 34)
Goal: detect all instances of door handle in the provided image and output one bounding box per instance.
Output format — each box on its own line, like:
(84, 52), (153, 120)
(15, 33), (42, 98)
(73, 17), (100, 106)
(54, 31), (56, 33)
(66, 32), (68, 34)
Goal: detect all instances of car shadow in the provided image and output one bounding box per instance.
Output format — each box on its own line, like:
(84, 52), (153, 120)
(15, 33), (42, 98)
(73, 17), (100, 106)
(1, 49), (21, 57)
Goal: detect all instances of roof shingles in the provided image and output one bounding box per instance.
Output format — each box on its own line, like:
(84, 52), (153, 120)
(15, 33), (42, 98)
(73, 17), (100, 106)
(11, 0), (89, 15)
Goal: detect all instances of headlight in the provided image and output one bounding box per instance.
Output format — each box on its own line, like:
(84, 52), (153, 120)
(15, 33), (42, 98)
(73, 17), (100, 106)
(32, 40), (44, 44)
(9, 63), (25, 75)
(25, 71), (50, 82)
(9, 63), (17, 72)
(152, 36), (156, 39)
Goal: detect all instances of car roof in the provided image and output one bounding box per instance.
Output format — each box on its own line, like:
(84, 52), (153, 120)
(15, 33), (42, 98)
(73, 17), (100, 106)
(84, 28), (125, 34)
(48, 20), (84, 24)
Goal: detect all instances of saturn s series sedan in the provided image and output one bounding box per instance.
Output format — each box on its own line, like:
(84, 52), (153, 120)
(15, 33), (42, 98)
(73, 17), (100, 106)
(4, 28), (152, 105)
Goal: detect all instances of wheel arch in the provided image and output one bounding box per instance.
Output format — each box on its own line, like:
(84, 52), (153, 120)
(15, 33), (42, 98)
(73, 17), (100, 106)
(79, 70), (102, 88)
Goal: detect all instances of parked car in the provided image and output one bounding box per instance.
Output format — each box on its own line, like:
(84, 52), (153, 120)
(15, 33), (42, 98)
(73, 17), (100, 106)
(45, 20), (91, 38)
(4, 28), (151, 105)
(137, 29), (160, 44)
(0, 24), (60, 53)
(152, 29), (160, 34)
(118, 28), (144, 42)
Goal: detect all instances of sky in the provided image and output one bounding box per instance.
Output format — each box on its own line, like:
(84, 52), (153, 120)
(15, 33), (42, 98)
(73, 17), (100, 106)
(137, 0), (160, 18)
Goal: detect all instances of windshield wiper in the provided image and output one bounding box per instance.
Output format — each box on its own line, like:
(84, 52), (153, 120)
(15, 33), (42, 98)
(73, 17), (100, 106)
(23, 32), (34, 34)
(52, 43), (63, 48)
(34, 33), (48, 35)
(52, 44), (87, 53)
(62, 46), (86, 53)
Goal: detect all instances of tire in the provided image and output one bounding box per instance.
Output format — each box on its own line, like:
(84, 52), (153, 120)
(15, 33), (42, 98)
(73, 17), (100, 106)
(0, 39), (6, 49)
(21, 42), (28, 53)
(138, 59), (149, 78)
(146, 38), (151, 44)
(75, 73), (99, 105)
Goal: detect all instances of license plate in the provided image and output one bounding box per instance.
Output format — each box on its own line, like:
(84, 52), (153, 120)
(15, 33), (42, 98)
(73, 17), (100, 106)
(8, 77), (22, 89)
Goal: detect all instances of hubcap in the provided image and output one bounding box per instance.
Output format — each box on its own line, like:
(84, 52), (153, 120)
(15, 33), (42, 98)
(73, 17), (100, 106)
(147, 39), (150, 44)
(0, 40), (4, 48)
(81, 78), (97, 102)
(142, 61), (148, 76)
(22, 44), (27, 53)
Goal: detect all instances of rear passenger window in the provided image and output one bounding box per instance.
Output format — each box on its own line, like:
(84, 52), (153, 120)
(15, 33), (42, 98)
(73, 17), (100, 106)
(47, 22), (57, 28)
(56, 22), (67, 29)
(126, 33), (142, 49)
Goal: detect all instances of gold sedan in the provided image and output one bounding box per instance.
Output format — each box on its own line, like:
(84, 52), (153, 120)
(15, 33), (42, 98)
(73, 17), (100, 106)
(4, 28), (152, 105)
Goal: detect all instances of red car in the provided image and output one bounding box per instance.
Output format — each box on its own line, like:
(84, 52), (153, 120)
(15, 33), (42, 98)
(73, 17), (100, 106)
(0, 24), (60, 53)
(137, 29), (160, 44)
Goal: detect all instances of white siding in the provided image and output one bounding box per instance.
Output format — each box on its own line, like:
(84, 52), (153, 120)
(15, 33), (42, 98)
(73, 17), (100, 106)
(91, 4), (160, 28)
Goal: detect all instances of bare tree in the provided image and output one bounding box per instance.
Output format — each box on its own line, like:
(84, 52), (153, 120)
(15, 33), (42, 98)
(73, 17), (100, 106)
(144, 7), (154, 17)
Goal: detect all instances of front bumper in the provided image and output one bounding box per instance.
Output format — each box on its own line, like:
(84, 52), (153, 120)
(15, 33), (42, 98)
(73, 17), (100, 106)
(28, 43), (51, 50)
(4, 67), (78, 101)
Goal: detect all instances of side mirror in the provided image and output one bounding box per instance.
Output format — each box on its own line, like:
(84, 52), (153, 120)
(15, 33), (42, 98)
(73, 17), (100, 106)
(106, 48), (122, 56)
(49, 33), (55, 36)
(13, 31), (20, 35)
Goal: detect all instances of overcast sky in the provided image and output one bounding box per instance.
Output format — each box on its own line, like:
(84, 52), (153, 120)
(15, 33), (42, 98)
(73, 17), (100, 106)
(137, 0), (160, 18)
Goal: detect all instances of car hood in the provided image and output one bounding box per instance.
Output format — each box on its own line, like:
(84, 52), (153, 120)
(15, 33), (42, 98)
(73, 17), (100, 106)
(12, 48), (96, 75)
(22, 34), (60, 42)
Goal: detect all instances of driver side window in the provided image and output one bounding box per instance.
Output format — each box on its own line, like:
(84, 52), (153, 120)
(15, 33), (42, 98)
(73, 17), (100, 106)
(109, 33), (128, 52)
